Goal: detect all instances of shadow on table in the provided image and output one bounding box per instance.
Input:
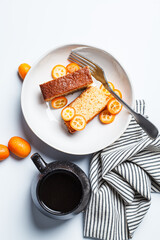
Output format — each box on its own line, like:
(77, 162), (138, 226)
(20, 112), (91, 162)
(30, 198), (66, 230)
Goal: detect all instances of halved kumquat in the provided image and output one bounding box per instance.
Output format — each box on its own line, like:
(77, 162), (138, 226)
(61, 107), (75, 121)
(51, 97), (67, 109)
(100, 82), (115, 96)
(66, 63), (80, 73)
(100, 84), (109, 96)
(51, 65), (67, 79)
(108, 82), (115, 91)
(70, 115), (86, 131)
(99, 110), (115, 124)
(107, 98), (122, 115)
(113, 89), (122, 98)
(106, 96), (112, 104)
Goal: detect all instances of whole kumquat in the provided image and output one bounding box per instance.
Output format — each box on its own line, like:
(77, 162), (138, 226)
(18, 63), (31, 80)
(8, 136), (31, 158)
(0, 144), (10, 161)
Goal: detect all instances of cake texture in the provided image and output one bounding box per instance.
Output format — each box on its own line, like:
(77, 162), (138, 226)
(40, 66), (93, 101)
(64, 86), (109, 133)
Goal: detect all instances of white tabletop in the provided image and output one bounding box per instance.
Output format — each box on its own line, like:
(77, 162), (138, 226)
(0, 0), (160, 239)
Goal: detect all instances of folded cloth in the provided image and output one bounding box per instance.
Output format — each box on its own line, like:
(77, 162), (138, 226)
(84, 100), (160, 240)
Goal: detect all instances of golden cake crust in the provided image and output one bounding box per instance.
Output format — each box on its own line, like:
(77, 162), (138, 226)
(40, 66), (93, 101)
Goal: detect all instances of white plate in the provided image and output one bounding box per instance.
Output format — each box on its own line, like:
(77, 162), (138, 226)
(21, 44), (134, 155)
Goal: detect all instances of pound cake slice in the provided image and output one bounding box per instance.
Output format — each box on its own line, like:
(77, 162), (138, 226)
(40, 66), (93, 101)
(64, 86), (109, 133)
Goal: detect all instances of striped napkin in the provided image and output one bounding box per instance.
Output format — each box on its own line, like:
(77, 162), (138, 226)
(84, 100), (160, 240)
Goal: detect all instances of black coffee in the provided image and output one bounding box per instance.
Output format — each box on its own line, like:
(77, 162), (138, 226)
(38, 171), (83, 213)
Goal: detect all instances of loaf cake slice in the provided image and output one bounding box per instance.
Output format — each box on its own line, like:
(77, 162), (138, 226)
(40, 66), (93, 101)
(64, 86), (109, 133)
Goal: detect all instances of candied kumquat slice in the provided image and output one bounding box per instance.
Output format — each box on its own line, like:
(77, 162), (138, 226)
(113, 89), (122, 98)
(99, 110), (115, 124)
(108, 82), (115, 90)
(107, 98), (122, 115)
(100, 82), (115, 96)
(61, 107), (75, 121)
(66, 63), (80, 73)
(106, 95), (112, 104)
(51, 97), (67, 109)
(51, 65), (67, 79)
(70, 115), (86, 131)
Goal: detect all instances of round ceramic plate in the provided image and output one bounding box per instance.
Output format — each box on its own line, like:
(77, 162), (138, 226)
(21, 44), (134, 155)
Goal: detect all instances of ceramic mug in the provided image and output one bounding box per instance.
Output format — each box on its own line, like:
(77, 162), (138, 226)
(31, 153), (91, 220)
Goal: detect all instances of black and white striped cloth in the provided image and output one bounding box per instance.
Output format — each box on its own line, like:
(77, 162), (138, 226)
(84, 100), (160, 240)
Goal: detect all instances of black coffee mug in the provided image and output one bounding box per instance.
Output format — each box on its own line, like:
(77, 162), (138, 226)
(31, 153), (91, 220)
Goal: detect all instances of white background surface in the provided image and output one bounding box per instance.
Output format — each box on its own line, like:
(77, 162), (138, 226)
(0, 0), (160, 240)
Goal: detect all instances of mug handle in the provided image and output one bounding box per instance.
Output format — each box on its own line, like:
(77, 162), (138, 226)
(31, 153), (47, 174)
